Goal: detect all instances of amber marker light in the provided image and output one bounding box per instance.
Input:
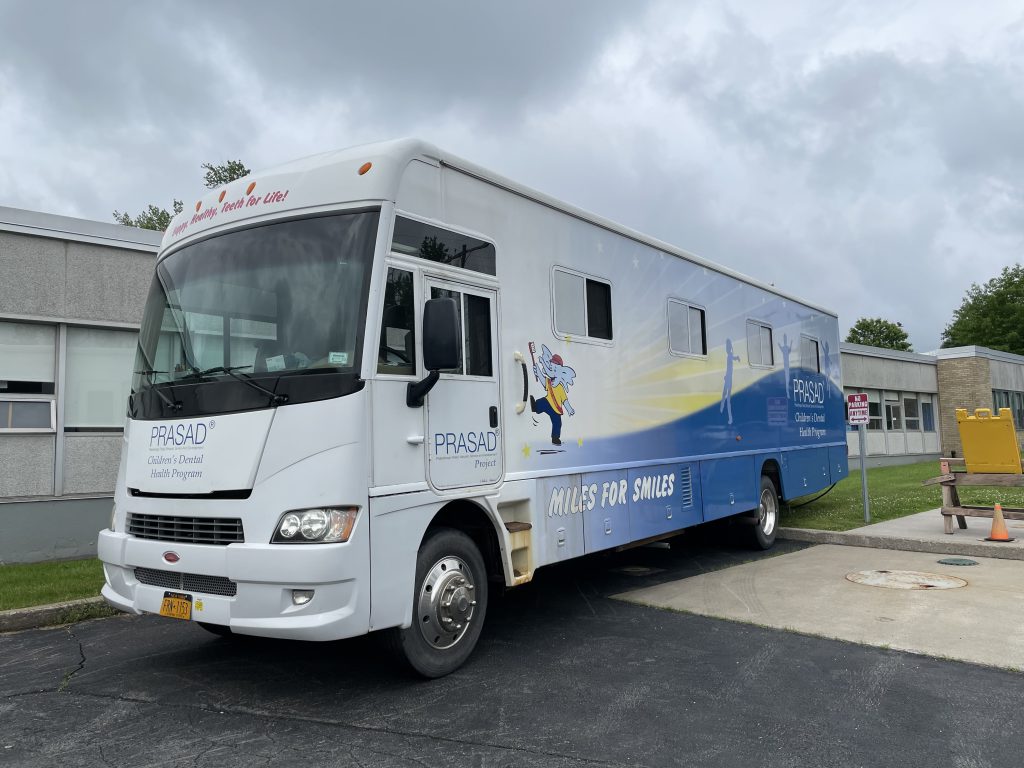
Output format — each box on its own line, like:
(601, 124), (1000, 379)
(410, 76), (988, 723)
(195, 201), (202, 212)
(246, 182), (256, 195)
(218, 190), (226, 202)
(358, 162), (372, 176)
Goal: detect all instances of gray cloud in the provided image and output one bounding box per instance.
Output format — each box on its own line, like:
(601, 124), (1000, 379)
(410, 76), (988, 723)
(1, 1), (1023, 351)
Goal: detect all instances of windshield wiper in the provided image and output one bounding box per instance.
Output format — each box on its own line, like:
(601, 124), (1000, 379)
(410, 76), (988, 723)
(184, 365), (288, 406)
(134, 369), (182, 412)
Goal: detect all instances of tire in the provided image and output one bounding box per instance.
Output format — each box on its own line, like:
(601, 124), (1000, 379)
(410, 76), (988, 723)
(749, 475), (780, 550)
(387, 527), (488, 678)
(197, 621), (233, 638)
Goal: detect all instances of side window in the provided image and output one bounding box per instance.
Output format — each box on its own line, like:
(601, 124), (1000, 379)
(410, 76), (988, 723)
(746, 320), (774, 367)
(464, 294), (493, 377)
(553, 267), (613, 342)
(800, 336), (820, 373)
(391, 217), (496, 275)
(668, 300), (707, 356)
(377, 268), (417, 375)
(429, 287), (494, 377)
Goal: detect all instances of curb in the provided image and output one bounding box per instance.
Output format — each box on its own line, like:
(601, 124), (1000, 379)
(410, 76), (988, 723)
(778, 527), (1024, 561)
(0, 596), (109, 633)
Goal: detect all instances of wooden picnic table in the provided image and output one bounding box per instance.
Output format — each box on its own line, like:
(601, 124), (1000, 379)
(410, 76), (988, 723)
(923, 458), (1024, 534)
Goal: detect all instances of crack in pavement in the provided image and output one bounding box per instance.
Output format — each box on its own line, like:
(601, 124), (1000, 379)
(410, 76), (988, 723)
(27, 688), (640, 767)
(57, 625), (87, 693)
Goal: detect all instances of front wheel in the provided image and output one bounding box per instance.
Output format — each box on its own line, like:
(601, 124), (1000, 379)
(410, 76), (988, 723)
(749, 475), (780, 550)
(387, 527), (488, 678)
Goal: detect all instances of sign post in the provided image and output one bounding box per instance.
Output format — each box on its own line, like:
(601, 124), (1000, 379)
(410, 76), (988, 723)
(847, 393), (871, 523)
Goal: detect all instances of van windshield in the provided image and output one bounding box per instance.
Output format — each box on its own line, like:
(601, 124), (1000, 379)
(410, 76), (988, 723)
(130, 210), (379, 419)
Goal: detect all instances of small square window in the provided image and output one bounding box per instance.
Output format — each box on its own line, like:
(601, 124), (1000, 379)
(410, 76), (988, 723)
(552, 267), (613, 342)
(800, 336), (820, 373)
(746, 320), (774, 367)
(668, 300), (707, 356)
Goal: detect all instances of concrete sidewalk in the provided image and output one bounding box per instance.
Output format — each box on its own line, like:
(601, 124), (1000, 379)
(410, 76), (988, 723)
(615, 544), (1024, 671)
(613, 509), (1024, 671)
(780, 508), (1024, 560)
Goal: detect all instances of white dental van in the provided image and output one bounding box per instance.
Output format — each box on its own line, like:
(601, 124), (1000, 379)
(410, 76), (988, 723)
(99, 139), (847, 677)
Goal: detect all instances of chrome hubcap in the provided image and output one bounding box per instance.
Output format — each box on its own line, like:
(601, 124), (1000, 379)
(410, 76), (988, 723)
(759, 487), (778, 536)
(416, 555), (476, 649)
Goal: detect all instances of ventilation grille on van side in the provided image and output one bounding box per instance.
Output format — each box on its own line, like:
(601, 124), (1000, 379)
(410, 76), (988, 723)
(679, 466), (694, 508)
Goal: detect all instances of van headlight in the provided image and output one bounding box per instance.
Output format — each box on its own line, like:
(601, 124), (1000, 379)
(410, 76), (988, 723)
(110, 502), (118, 532)
(271, 507), (359, 543)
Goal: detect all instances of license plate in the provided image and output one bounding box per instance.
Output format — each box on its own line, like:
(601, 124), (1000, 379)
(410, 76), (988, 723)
(159, 591), (192, 621)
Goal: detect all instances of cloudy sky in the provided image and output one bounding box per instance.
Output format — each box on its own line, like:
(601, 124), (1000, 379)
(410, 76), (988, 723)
(2, 1), (1022, 351)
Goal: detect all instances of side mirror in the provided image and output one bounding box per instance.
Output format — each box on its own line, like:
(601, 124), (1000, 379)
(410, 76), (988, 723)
(422, 297), (460, 371)
(407, 297), (460, 407)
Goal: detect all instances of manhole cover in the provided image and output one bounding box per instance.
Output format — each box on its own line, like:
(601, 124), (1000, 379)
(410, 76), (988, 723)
(937, 557), (979, 566)
(845, 570), (967, 590)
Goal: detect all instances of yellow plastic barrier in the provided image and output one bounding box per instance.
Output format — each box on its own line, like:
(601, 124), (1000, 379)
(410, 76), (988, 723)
(956, 407), (1023, 474)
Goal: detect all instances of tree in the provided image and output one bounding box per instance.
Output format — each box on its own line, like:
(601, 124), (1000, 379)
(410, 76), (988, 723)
(942, 264), (1024, 355)
(845, 317), (913, 351)
(113, 201), (183, 232)
(113, 160), (250, 232)
(202, 159), (250, 190)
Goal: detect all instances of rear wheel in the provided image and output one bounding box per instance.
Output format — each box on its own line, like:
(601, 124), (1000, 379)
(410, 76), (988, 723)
(749, 475), (780, 550)
(388, 527), (488, 678)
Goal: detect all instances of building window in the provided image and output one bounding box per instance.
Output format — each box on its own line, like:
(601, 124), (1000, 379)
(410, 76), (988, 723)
(904, 396), (920, 431)
(0, 399), (55, 431)
(667, 300), (707, 357)
(746, 320), (774, 367)
(64, 327), (137, 431)
(391, 216), (496, 275)
(553, 268), (613, 342)
(922, 398), (936, 432)
(0, 321), (56, 394)
(992, 389), (1024, 427)
(0, 322), (56, 432)
(800, 336), (820, 373)
(867, 390), (882, 431)
(885, 391), (902, 431)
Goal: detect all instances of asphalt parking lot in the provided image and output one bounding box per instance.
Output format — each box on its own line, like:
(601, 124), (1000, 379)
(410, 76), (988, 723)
(3, 528), (1022, 767)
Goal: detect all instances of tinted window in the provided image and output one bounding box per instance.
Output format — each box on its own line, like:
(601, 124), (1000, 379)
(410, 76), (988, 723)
(378, 268), (417, 376)
(392, 217), (496, 275)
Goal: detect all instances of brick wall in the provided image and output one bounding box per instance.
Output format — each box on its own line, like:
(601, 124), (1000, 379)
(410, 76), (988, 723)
(936, 357), (991, 456)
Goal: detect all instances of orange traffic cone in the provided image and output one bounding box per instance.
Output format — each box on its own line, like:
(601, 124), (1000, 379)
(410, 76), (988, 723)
(985, 503), (1015, 542)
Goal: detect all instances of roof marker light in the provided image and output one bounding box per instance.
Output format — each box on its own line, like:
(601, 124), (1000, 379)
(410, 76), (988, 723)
(218, 190), (226, 203)
(195, 201), (201, 212)
(246, 182), (256, 195)
(358, 162), (372, 176)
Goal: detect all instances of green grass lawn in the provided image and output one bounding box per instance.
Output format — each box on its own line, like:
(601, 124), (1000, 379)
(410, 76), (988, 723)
(0, 558), (106, 611)
(782, 460), (1024, 531)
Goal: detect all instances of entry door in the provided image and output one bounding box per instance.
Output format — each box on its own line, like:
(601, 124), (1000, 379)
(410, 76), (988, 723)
(423, 279), (503, 490)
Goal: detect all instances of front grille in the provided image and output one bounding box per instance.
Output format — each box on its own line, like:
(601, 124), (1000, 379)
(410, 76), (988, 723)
(134, 567), (237, 597)
(128, 513), (244, 545)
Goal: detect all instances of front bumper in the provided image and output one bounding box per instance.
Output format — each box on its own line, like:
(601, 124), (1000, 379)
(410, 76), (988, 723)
(98, 528), (369, 641)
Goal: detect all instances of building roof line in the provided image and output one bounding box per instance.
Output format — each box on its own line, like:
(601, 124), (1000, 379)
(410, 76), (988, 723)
(0, 206), (162, 253)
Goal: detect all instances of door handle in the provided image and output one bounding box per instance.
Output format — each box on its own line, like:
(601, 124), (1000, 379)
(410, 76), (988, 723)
(489, 406), (498, 429)
(514, 350), (528, 414)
